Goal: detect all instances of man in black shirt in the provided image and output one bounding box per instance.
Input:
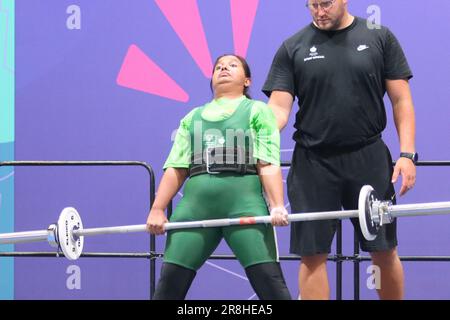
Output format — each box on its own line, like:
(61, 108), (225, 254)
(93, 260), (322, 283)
(263, 0), (416, 299)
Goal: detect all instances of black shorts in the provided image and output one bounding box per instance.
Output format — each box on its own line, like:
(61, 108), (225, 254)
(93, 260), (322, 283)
(287, 139), (398, 256)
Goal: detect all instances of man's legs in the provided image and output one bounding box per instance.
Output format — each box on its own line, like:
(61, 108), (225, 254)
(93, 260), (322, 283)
(298, 248), (404, 300)
(287, 146), (342, 300)
(299, 253), (329, 300)
(345, 139), (403, 300)
(370, 248), (404, 299)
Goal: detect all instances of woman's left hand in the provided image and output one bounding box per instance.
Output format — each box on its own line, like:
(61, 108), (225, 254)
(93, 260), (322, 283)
(270, 206), (289, 226)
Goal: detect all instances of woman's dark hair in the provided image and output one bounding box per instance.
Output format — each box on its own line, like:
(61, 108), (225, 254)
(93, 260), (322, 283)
(210, 54), (252, 99)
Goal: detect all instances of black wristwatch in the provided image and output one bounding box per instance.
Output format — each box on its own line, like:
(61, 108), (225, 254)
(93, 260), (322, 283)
(400, 152), (419, 164)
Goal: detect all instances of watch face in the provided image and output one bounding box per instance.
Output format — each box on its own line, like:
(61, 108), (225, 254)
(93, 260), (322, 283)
(413, 153), (419, 162)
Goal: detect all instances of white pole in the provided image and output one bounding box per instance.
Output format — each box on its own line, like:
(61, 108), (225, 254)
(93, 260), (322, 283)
(0, 230), (49, 244)
(390, 201), (450, 218)
(1, 201), (450, 245)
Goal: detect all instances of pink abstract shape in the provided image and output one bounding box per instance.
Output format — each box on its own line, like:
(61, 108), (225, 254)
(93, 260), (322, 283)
(230, 0), (259, 58)
(155, 0), (213, 78)
(116, 44), (189, 102)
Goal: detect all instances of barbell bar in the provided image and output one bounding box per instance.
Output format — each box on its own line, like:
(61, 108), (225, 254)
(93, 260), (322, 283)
(1, 185), (450, 260)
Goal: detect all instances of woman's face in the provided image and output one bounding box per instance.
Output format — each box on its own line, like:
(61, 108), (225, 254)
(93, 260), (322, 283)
(211, 55), (250, 94)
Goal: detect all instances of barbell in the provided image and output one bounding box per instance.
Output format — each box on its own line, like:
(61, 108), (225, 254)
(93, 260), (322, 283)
(1, 185), (450, 260)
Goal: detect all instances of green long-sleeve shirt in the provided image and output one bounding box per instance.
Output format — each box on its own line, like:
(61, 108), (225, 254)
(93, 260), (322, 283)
(164, 96), (280, 169)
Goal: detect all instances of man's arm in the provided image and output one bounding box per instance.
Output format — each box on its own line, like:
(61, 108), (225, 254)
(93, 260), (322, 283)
(267, 91), (294, 131)
(386, 79), (416, 196)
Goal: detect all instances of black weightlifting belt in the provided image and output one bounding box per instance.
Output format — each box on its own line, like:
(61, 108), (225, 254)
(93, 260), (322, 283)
(189, 147), (257, 178)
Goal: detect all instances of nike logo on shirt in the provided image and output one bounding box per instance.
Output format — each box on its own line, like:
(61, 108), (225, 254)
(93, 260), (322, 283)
(357, 45), (370, 51)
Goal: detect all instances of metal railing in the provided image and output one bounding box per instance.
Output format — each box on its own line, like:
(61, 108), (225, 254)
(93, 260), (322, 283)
(1, 160), (449, 299)
(0, 161), (156, 299)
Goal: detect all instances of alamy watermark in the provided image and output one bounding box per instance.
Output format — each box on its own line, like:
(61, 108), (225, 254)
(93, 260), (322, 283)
(169, 120), (280, 175)
(366, 264), (381, 290)
(66, 265), (81, 290)
(66, 5), (81, 30)
(367, 5), (381, 30)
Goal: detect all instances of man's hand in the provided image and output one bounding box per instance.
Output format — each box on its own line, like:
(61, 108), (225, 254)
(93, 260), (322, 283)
(391, 157), (416, 196)
(270, 206), (289, 226)
(146, 208), (168, 235)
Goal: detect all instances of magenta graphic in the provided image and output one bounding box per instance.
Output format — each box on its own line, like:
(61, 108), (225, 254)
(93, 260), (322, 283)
(155, 0), (213, 78)
(231, 0), (259, 58)
(116, 44), (189, 102)
(116, 0), (260, 102)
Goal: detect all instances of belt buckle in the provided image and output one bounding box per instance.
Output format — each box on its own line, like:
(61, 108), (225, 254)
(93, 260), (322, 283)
(206, 147), (220, 175)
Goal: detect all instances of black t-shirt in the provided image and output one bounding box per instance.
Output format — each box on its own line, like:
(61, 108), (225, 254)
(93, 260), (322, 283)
(263, 17), (413, 149)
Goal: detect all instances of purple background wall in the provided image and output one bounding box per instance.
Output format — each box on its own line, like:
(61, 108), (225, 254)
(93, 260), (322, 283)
(12, 0), (450, 299)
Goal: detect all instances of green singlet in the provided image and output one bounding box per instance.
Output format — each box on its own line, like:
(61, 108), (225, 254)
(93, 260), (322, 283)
(163, 96), (281, 270)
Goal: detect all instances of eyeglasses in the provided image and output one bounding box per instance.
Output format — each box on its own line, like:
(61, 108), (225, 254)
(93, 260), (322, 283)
(305, 0), (336, 11)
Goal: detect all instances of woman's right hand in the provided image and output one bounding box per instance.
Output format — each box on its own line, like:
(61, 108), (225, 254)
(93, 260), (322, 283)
(146, 208), (168, 235)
